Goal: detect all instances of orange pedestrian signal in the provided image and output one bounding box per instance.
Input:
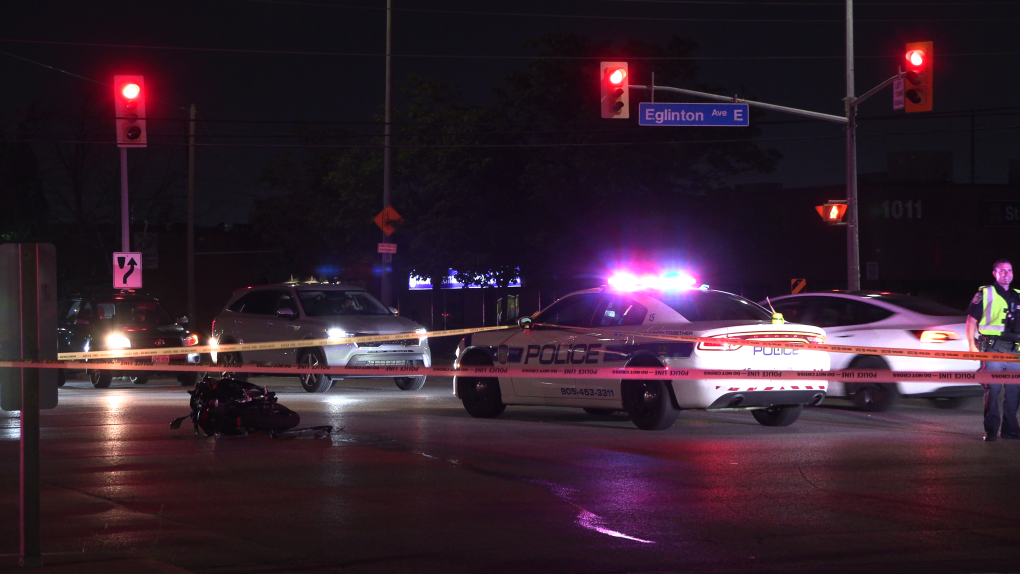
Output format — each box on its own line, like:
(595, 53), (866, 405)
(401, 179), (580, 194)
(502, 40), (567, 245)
(815, 203), (847, 224)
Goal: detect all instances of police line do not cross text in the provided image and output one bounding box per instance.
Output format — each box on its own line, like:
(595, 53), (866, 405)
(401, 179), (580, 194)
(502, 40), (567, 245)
(639, 103), (749, 127)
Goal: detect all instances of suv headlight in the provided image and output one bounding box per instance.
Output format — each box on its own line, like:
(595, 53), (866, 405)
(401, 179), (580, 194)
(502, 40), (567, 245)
(416, 327), (427, 345)
(327, 328), (349, 342)
(106, 334), (132, 349)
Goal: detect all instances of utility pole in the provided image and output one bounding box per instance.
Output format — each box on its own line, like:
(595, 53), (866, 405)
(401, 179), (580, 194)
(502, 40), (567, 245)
(381, 0), (393, 306)
(187, 104), (197, 323)
(845, 0), (860, 291)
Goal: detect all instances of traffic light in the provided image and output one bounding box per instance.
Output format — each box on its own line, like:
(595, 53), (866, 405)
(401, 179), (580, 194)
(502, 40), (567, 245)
(903, 41), (932, 113)
(114, 75), (147, 147)
(815, 203), (848, 224)
(600, 62), (629, 119)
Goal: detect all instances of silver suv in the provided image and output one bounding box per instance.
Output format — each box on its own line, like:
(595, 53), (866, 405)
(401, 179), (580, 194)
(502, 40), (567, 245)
(211, 281), (431, 393)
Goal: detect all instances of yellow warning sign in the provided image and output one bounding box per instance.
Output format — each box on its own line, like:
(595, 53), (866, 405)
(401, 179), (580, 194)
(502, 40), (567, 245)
(373, 206), (404, 237)
(791, 278), (806, 294)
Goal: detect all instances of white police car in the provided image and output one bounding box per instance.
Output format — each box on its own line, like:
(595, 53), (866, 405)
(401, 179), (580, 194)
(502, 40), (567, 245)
(454, 273), (830, 430)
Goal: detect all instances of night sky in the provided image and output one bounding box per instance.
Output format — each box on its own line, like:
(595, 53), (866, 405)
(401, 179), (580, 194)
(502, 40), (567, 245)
(3, 0), (1019, 225)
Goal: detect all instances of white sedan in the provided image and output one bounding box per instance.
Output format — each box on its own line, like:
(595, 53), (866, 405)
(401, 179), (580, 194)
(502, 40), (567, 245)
(454, 274), (830, 430)
(767, 292), (982, 411)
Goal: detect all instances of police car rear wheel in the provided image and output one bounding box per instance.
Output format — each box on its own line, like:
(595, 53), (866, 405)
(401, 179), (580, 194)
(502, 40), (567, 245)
(751, 405), (802, 427)
(624, 380), (678, 431)
(298, 349), (332, 393)
(459, 377), (506, 418)
(394, 376), (426, 391)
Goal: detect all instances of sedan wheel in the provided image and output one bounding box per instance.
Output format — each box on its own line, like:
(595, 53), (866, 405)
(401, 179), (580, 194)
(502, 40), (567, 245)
(89, 369), (112, 389)
(751, 405), (802, 427)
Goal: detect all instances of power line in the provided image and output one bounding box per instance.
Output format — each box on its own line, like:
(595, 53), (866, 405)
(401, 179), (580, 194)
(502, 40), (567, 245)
(13, 122), (1020, 150)
(598, 0), (1019, 5)
(235, 0), (1020, 22)
(3, 38), (1019, 61)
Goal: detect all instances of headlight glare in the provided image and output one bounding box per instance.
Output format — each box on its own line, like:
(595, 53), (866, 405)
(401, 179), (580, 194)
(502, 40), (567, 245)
(106, 334), (132, 349)
(327, 328), (348, 341)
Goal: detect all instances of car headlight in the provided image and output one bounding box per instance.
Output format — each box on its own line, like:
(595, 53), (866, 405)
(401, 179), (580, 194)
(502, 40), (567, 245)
(416, 327), (427, 344)
(184, 334), (200, 346)
(106, 334), (132, 349)
(327, 328), (349, 341)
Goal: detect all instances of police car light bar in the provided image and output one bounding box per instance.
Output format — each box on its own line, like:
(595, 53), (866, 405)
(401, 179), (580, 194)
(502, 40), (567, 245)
(608, 271), (696, 291)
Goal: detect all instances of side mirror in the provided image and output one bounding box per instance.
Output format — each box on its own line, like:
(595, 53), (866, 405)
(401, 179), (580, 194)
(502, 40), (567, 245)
(518, 317), (533, 331)
(277, 308), (296, 318)
(178, 316), (189, 324)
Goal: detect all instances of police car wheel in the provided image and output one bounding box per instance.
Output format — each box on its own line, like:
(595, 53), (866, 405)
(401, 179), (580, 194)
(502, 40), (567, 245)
(624, 380), (678, 431)
(89, 369), (112, 389)
(751, 405), (802, 427)
(131, 373), (150, 385)
(298, 349), (332, 393)
(458, 377), (506, 418)
(583, 408), (617, 416)
(394, 376), (426, 391)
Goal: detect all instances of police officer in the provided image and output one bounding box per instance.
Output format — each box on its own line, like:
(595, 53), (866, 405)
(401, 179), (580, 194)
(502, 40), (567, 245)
(966, 259), (1020, 441)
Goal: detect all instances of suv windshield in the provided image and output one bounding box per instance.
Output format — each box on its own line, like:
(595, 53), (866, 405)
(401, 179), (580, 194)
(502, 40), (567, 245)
(94, 299), (174, 325)
(298, 290), (392, 317)
(655, 290), (772, 322)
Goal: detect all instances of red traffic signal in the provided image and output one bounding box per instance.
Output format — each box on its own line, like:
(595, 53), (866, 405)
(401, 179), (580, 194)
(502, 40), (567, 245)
(903, 41), (932, 113)
(600, 61), (629, 119)
(114, 75), (147, 147)
(816, 203), (848, 224)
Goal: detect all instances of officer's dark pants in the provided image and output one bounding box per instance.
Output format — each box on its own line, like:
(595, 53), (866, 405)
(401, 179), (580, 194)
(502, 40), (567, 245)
(983, 359), (1020, 438)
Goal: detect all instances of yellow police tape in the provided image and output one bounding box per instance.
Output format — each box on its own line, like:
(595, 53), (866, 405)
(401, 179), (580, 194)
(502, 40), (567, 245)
(53, 322), (1017, 363)
(2, 359), (1019, 385)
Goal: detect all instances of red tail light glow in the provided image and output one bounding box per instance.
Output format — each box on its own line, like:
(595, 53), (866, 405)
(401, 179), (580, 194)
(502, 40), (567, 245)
(911, 330), (960, 343)
(184, 334), (200, 346)
(697, 331), (824, 351)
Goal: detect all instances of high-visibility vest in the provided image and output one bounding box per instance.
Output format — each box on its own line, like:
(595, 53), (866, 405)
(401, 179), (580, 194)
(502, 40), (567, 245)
(978, 285), (1020, 336)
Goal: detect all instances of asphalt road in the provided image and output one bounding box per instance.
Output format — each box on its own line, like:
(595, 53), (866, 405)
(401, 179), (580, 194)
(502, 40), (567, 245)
(2, 374), (1020, 574)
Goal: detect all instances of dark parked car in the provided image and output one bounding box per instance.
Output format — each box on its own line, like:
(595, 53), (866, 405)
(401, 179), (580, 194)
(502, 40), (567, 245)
(57, 291), (202, 388)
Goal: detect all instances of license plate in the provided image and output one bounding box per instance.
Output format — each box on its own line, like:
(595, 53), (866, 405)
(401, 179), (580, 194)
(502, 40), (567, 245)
(153, 355), (170, 364)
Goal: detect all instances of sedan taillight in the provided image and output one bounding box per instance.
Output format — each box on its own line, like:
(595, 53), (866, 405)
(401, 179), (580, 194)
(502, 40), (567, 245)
(911, 330), (961, 343)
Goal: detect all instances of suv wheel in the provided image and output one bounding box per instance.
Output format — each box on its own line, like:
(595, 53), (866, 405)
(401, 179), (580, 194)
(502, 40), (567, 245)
(298, 349), (332, 393)
(89, 369), (112, 388)
(394, 376), (426, 391)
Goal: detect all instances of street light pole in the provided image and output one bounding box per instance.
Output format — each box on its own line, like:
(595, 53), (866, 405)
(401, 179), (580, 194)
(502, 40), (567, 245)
(187, 104), (197, 323)
(381, 0), (393, 306)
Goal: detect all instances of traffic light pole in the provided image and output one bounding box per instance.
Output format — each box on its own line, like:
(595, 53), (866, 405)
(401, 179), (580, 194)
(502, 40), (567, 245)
(120, 147), (130, 252)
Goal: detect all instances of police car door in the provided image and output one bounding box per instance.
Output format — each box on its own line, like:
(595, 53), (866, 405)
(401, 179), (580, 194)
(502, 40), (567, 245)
(573, 293), (649, 403)
(511, 292), (601, 399)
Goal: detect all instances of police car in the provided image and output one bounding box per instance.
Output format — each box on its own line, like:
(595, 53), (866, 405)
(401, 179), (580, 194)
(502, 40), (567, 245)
(454, 273), (830, 430)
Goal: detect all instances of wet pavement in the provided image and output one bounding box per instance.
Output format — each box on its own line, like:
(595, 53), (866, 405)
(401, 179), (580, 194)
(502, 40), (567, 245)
(2, 374), (1020, 573)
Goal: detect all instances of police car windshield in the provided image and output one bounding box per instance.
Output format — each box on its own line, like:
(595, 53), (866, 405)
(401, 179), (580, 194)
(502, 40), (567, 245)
(655, 290), (772, 322)
(96, 299), (174, 325)
(298, 290), (392, 317)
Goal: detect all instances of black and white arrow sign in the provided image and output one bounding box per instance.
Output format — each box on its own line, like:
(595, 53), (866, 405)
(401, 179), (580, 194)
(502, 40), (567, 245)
(113, 252), (143, 289)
